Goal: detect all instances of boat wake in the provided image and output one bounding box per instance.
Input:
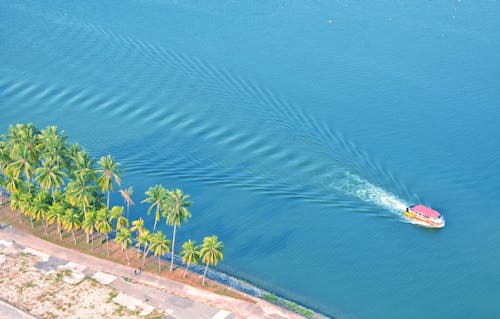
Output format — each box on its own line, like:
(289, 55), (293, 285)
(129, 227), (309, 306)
(0, 1), (417, 224)
(330, 171), (410, 220)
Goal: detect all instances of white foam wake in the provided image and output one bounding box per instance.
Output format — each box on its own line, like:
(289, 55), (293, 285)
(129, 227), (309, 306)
(331, 171), (409, 214)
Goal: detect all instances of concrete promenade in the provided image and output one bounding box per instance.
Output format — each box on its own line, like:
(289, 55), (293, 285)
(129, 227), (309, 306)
(0, 223), (303, 319)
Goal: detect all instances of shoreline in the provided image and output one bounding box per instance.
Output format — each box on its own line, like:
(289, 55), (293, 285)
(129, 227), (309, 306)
(0, 198), (325, 319)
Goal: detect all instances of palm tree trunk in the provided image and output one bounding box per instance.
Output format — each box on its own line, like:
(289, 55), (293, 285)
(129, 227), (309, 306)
(142, 245), (151, 267)
(203, 263), (209, 286)
(153, 206), (159, 232)
(91, 231), (94, 249)
(30, 216), (34, 228)
(107, 191), (110, 209)
(106, 234), (110, 256)
(183, 262), (191, 278)
(83, 203), (89, 244)
(158, 256), (161, 272)
(170, 225), (176, 272)
(43, 220), (48, 235)
(58, 224), (62, 240)
(125, 248), (129, 264)
(72, 231), (77, 245)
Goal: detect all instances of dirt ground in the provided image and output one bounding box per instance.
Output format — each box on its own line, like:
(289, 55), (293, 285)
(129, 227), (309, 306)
(0, 250), (162, 319)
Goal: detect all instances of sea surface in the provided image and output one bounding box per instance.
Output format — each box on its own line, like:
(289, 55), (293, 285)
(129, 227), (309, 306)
(1, 1), (500, 318)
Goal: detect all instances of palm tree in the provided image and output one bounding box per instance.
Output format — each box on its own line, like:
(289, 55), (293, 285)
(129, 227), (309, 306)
(6, 123), (40, 164)
(70, 149), (96, 180)
(31, 190), (51, 234)
(62, 207), (82, 245)
(97, 155), (122, 209)
(130, 217), (145, 235)
(150, 231), (171, 272)
(164, 189), (192, 272)
(82, 208), (97, 249)
(95, 208), (113, 256)
(9, 144), (35, 193)
(19, 192), (35, 227)
(119, 187), (134, 220)
(0, 143), (9, 205)
(142, 185), (167, 232)
(200, 235), (224, 285)
(137, 228), (152, 262)
(3, 168), (21, 194)
(35, 159), (66, 202)
(110, 205), (128, 230)
(180, 240), (200, 278)
(115, 227), (133, 263)
(9, 190), (23, 221)
(66, 174), (97, 243)
(38, 126), (68, 167)
(47, 202), (66, 240)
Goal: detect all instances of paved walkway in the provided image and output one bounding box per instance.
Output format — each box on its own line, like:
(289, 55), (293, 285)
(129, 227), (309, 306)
(0, 299), (38, 319)
(0, 223), (303, 319)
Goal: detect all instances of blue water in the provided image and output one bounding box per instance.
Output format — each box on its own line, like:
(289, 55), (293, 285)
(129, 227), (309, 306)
(2, 1), (500, 318)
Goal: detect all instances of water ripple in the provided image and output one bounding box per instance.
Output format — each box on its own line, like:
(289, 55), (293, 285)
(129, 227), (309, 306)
(0, 3), (414, 220)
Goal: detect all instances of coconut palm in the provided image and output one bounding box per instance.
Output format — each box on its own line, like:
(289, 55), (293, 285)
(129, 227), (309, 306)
(35, 159), (66, 202)
(150, 231), (171, 272)
(97, 155), (122, 209)
(95, 208), (112, 256)
(0, 174), (4, 205)
(115, 227), (133, 263)
(164, 189), (192, 272)
(70, 149), (96, 180)
(82, 209), (97, 249)
(38, 126), (68, 167)
(9, 144), (35, 193)
(119, 187), (134, 220)
(110, 205), (128, 230)
(66, 174), (97, 242)
(180, 240), (200, 278)
(9, 190), (22, 216)
(62, 207), (82, 245)
(19, 192), (35, 227)
(6, 123), (40, 164)
(142, 185), (167, 232)
(137, 228), (152, 261)
(0, 143), (9, 204)
(3, 168), (20, 193)
(200, 235), (224, 285)
(130, 217), (145, 235)
(47, 202), (66, 240)
(31, 190), (51, 234)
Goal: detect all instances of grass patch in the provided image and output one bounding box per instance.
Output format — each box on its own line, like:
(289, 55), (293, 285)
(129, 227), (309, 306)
(262, 293), (316, 318)
(107, 291), (118, 303)
(262, 293), (279, 304)
(284, 301), (314, 318)
(23, 281), (35, 288)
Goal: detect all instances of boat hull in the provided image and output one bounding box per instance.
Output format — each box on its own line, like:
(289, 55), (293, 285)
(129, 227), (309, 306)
(403, 211), (445, 228)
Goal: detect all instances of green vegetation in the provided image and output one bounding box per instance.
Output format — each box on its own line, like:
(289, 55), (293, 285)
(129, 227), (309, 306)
(262, 293), (316, 318)
(180, 239), (200, 278)
(285, 301), (314, 318)
(200, 235), (224, 286)
(0, 123), (224, 282)
(262, 293), (279, 303)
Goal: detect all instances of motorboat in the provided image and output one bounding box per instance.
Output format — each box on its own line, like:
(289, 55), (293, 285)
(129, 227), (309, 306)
(404, 204), (445, 228)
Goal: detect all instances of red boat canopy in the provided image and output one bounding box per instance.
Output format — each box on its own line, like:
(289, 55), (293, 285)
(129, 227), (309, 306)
(412, 205), (441, 218)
